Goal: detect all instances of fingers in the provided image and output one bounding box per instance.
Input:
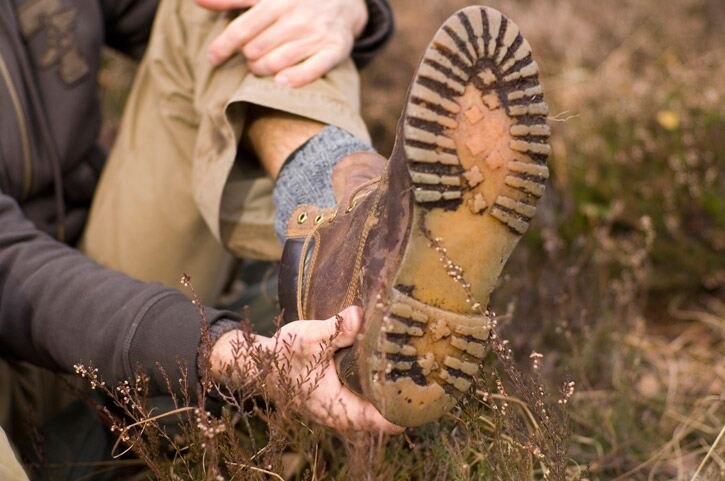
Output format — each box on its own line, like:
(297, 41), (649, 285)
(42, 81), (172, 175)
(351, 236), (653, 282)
(195, 0), (259, 11)
(310, 364), (404, 434)
(205, 0), (357, 84)
(274, 49), (343, 87)
(207, 1), (287, 65)
(294, 306), (362, 346)
(249, 42), (312, 77)
(242, 18), (307, 61)
(248, 38), (348, 87)
(247, 39), (315, 77)
(276, 307), (405, 434)
(277, 306), (361, 355)
(330, 305), (363, 349)
(332, 386), (405, 434)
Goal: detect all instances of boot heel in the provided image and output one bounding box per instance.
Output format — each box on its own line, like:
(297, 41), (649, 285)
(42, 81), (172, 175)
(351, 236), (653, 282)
(369, 289), (489, 426)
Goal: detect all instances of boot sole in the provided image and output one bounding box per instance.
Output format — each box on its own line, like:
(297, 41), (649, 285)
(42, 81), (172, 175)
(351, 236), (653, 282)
(368, 6), (550, 426)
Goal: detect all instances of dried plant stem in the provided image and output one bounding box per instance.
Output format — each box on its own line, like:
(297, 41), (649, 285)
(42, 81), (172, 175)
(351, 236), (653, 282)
(689, 423), (725, 481)
(225, 462), (285, 481)
(489, 393), (541, 432)
(111, 407), (197, 458)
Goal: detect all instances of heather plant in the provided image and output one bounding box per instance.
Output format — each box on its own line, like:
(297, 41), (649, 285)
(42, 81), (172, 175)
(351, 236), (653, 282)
(74, 278), (342, 481)
(74, 275), (577, 481)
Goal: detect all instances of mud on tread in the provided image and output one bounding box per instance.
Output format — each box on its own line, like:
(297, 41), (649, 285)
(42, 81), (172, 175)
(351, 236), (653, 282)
(403, 5), (550, 236)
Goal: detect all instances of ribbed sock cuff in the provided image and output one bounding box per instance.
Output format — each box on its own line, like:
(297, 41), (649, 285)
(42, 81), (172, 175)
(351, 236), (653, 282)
(272, 126), (374, 242)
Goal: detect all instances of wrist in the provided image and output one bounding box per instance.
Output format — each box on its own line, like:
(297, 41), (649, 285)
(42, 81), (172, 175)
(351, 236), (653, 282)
(210, 329), (253, 384)
(209, 329), (278, 386)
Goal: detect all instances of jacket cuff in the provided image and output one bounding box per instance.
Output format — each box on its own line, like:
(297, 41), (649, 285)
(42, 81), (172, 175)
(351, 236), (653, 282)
(125, 291), (241, 397)
(352, 0), (394, 67)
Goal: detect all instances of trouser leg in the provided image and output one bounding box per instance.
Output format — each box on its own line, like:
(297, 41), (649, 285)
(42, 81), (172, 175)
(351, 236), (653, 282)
(81, 0), (370, 306)
(0, 426), (29, 481)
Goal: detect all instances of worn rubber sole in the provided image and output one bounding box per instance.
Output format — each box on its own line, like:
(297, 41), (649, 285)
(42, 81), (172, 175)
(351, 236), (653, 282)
(369, 6), (550, 426)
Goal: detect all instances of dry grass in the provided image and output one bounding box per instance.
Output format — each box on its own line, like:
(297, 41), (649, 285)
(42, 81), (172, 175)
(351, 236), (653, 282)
(91, 0), (725, 479)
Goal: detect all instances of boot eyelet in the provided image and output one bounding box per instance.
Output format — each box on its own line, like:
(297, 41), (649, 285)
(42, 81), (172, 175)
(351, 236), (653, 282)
(297, 212), (308, 224)
(314, 214), (324, 224)
(346, 201), (357, 213)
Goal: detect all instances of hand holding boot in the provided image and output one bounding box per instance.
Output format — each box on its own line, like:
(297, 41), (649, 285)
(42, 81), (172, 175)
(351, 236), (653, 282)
(211, 306), (404, 434)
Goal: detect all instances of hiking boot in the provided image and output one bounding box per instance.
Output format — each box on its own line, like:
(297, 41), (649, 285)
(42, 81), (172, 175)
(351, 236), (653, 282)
(278, 6), (550, 427)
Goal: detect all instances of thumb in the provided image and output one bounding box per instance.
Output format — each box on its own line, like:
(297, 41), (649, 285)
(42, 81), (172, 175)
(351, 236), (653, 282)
(330, 306), (363, 349)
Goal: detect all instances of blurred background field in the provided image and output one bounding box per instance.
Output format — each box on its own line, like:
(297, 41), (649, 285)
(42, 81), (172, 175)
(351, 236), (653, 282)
(98, 0), (724, 479)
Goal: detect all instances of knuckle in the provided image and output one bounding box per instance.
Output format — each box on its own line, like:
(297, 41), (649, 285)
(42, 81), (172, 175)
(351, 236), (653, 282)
(287, 17), (310, 31)
(229, 28), (248, 46)
(303, 33), (326, 48)
(266, 57), (286, 72)
(303, 64), (323, 79)
(217, 37), (236, 55)
(248, 63), (264, 75)
(242, 44), (259, 58)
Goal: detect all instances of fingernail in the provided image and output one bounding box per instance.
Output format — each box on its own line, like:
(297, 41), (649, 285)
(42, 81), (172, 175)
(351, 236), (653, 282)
(344, 307), (361, 333)
(275, 74), (289, 86)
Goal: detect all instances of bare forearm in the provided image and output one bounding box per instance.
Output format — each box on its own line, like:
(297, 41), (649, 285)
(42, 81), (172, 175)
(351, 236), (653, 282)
(243, 105), (325, 179)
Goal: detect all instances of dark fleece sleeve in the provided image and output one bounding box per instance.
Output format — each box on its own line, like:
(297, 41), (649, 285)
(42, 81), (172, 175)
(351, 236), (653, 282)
(352, 0), (394, 67)
(100, 0), (159, 60)
(0, 191), (239, 395)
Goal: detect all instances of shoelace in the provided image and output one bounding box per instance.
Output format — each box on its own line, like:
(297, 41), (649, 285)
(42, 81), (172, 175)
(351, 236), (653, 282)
(345, 176), (382, 211)
(296, 175), (383, 317)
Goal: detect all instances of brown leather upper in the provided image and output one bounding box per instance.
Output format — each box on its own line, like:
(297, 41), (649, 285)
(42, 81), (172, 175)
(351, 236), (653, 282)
(277, 137), (416, 392)
(331, 151), (386, 206)
(279, 151), (388, 321)
(300, 152), (413, 321)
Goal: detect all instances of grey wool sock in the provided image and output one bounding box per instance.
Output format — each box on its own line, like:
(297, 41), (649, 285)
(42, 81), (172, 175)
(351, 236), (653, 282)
(273, 125), (374, 242)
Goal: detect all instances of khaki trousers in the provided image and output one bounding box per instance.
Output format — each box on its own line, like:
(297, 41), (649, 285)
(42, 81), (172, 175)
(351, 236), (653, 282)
(81, 0), (370, 305)
(0, 426), (28, 481)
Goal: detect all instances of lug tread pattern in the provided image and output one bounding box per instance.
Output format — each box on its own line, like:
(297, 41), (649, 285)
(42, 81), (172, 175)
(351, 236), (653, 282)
(403, 6), (549, 224)
(371, 289), (490, 423)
